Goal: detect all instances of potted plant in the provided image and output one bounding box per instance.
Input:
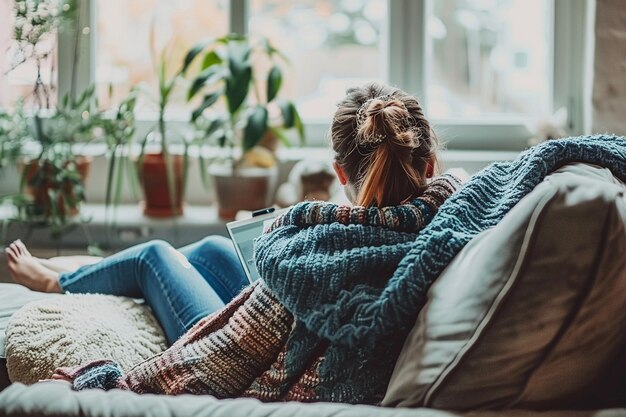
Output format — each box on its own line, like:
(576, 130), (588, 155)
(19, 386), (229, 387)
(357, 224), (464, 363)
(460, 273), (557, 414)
(134, 41), (190, 218)
(182, 34), (305, 220)
(0, 0), (107, 238)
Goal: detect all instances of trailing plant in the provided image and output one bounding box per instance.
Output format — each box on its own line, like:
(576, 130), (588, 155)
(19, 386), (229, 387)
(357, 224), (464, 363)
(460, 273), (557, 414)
(3, 87), (104, 238)
(0, 102), (30, 168)
(100, 89), (138, 225)
(0, 0), (105, 241)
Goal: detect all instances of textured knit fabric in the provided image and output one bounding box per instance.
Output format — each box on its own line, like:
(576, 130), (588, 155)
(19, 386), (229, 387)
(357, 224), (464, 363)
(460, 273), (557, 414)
(7, 294), (166, 385)
(57, 135), (626, 404)
(55, 174), (460, 403)
(257, 135), (626, 350)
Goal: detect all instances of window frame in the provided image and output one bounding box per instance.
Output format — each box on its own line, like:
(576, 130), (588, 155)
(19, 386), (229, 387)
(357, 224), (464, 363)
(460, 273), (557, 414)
(55, 0), (592, 151)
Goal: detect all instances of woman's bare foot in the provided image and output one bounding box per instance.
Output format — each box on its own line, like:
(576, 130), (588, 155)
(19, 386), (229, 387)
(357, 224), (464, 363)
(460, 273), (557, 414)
(5, 240), (62, 293)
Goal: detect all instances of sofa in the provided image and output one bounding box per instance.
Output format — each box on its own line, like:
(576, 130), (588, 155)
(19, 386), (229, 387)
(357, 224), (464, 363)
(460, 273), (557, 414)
(0, 163), (625, 417)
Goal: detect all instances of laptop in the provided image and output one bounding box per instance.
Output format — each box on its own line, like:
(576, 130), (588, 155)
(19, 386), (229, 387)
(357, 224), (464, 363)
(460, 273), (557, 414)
(226, 208), (287, 284)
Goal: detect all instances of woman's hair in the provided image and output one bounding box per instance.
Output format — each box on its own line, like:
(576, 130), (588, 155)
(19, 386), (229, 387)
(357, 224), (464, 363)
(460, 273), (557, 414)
(330, 83), (440, 207)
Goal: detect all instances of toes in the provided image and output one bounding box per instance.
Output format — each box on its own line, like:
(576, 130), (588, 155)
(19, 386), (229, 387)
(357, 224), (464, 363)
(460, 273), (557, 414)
(15, 239), (30, 256)
(5, 246), (17, 263)
(9, 242), (22, 257)
(11, 239), (24, 256)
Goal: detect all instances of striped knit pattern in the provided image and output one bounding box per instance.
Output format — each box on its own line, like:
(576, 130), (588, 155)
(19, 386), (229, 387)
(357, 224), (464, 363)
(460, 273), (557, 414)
(125, 283), (293, 395)
(59, 284), (294, 396)
(268, 173), (461, 233)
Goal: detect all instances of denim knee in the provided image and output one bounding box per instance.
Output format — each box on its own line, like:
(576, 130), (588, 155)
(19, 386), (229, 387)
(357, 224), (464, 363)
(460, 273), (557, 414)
(191, 236), (234, 258)
(137, 240), (175, 263)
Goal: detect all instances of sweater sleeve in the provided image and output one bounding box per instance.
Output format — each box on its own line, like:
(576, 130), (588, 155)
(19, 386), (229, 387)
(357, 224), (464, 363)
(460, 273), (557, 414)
(54, 360), (129, 391)
(121, 283), (293, 396)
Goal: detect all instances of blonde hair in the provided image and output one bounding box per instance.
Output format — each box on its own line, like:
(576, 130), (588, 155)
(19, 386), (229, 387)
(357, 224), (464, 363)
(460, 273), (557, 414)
(331, 83), (440, 207)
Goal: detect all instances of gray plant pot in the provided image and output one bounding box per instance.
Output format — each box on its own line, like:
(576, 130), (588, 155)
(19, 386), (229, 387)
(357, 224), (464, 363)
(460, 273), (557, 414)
(209, 164), (279, 221)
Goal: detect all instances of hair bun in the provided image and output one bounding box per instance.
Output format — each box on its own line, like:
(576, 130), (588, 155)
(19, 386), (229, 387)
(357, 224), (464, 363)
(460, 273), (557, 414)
(356, 95), (406, 127)
(356, 95), (410, 147)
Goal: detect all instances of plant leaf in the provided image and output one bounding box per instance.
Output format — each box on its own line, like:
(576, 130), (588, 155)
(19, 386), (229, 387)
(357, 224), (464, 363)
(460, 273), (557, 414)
(225, 67), (251, 114)
(260, 37), (273, 55)
(181, 38), (213, 74)
(225, 40), (252, 114)
(104, 146), (117, 219)
(227, 40), (251, 78)
(267, 66), (282, 103)
(217, 132), (227, 147)
(187, 66), (225, 101)
(191, 92), (221, 122)
(201, 51), (222, 70)
(270, 127), (292, 148)
(293, 106), (305, 144)
(205, 117), (224, 139)
(182, 140), (190, 194)
(198, 153), (209, 189)
(243, 106), (268, 152)
(278, 99), (295, 128)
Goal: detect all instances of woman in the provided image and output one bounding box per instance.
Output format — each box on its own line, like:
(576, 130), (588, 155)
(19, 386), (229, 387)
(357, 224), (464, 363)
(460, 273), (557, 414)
(5, 83), (462, 403)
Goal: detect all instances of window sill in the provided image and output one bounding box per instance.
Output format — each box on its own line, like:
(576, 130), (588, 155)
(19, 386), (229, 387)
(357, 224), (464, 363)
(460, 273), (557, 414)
(0, 148), (520, 249)
(1, 203), (230, 250)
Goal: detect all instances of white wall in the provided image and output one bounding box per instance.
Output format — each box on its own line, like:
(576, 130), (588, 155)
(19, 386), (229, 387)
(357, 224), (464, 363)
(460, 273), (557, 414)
(592, 0), (626, 135)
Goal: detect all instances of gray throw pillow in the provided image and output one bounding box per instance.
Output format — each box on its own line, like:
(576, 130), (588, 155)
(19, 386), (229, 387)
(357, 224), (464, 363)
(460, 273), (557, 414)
(383, 163), (626, 410)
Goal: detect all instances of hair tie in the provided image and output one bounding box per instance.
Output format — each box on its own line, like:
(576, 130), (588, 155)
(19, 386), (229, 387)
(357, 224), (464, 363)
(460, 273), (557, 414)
(355, 94), (407, 147)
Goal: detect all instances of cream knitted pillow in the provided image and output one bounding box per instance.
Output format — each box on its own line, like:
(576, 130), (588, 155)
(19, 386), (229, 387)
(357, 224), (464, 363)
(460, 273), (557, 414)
(6, 294), (167, 384)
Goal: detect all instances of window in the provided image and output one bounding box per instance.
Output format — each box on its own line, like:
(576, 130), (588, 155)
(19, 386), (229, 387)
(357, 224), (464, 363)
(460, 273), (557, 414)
(95, 0), (229, 115)
(427, 0), (551, 119)
(0, 0), (58, 109)
(248, 0), (388, 122)
(2, 0), (591, 149)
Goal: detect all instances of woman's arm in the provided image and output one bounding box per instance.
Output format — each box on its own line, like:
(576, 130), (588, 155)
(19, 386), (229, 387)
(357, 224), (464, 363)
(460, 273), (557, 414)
(50, 283), (293, 396)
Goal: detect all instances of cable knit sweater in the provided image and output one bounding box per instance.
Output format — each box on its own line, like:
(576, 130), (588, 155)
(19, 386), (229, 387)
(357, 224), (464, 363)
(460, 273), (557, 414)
(56, 174), (461, 403)
(58, 135), (626, 403)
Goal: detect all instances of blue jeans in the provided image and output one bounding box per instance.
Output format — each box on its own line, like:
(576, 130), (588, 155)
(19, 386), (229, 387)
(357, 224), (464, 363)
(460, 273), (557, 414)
(58, 236), (249, 345)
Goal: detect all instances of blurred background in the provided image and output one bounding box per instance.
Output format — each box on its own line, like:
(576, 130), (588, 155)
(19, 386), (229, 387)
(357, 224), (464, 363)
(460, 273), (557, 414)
(0, 0), (623, 263)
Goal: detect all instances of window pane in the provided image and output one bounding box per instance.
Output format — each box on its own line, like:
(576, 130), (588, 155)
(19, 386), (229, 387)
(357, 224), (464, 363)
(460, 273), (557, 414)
(427, 0), (551, 119)
(0, 0), (58, 109)
(249, 0), (388, 122)
(95, 0), (228, 116)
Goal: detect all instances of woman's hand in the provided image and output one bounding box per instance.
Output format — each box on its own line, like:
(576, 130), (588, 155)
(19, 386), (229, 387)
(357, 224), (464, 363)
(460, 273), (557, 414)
(51, 372), (73, 383)
(38, 371), (74, 384)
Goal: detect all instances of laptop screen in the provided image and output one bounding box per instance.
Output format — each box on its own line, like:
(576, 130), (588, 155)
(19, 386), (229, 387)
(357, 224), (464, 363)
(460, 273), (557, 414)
(226, 209), (286, 283)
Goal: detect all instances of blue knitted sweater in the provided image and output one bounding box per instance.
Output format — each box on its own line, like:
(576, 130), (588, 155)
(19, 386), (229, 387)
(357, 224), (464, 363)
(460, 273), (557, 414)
(255, 135), (626, 350)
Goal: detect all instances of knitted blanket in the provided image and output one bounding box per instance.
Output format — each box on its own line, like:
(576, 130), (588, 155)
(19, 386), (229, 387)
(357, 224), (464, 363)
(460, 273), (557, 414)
(58, 135), (626, 403)
(258, 135), (626, 351)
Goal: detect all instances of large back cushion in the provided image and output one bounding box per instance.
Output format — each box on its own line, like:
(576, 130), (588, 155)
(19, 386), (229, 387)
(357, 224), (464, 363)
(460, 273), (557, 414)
(383, 163), (626, 410)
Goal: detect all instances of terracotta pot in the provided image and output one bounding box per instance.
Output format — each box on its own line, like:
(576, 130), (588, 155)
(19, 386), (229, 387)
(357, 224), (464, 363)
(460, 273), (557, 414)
(22, 155), (92, 217)
(139, 153), (184, 218)
(209, 164), (278, 221)
(259, 129), (279, 153)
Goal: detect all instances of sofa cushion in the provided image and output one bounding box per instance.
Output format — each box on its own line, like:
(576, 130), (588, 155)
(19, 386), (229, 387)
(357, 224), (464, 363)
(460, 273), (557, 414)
(383, 163), (626, 410)
(0, 284), (54, 359)
(0, 283), (54, 390)
(6, 294), (167, 384)
(1, 382), (622, 417)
